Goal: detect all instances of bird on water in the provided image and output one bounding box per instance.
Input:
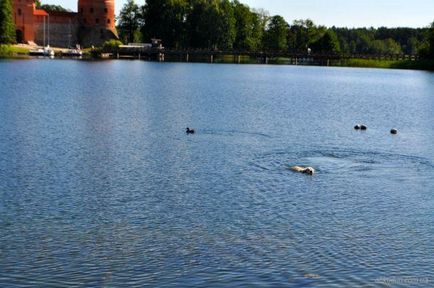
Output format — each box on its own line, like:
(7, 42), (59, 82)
(186, 127), (195, 134)
(354, 124), (367, 130)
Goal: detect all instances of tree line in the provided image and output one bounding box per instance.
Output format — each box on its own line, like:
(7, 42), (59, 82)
(118, 0), (434, 57)
(0, 0), (15, 44)
(0, 0), (434, 58)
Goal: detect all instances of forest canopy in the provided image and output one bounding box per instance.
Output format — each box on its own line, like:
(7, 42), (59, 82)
(117, 0), (432, 57)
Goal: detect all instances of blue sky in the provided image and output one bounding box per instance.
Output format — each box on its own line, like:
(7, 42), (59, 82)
(44, 0), (434, 28)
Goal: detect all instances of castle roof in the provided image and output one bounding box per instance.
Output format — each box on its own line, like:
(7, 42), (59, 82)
(34, 9), (49, 16)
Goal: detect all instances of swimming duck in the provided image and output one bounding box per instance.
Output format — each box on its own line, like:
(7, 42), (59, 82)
(354, 124), (367, 130)
(186, 127), (195, 134)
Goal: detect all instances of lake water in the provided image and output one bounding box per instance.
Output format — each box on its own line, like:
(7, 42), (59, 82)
(0, 60), (433, 287)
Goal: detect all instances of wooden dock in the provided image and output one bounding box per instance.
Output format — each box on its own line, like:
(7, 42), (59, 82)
(105, 47), (420, 64)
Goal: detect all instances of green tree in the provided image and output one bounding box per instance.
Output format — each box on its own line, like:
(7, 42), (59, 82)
(186, 0), (236, 50)
(367, 38), (401, 54)
(250, 9), (268, 50)
(311, 30), (341, 53)
(383, 38), (402, 54)
(288, 19), (323, 53)
(369, 39), (386, 54)
(40, 4), (71, 12)
(216, 0), (236, 49)
(103, 39), (123, 50)
(355, 29), (375, 54)
(187, 0), (213, 48)
(0, 0), (16, 44)
(406, 36), (420, 55)
(429, 22), (434, 58)
(232, 2), (265, 51)
(233, 1), (254, 50)
(263, 15), (288, 51)
(118, 0), (141, 43)
(142, 0), (189, 48)
(134, 0), (431, 55)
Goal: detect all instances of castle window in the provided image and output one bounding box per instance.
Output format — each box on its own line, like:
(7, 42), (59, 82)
(96, 18), (99, 24)
(90, 7), (94, 13)
(18, 8), (22, 16)
(107, 19), (111, 24)
(104, 8), (108, 13)
(80, 8), (83, 13)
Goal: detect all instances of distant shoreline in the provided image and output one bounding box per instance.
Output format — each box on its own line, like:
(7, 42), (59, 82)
(1, 45), (433, 71)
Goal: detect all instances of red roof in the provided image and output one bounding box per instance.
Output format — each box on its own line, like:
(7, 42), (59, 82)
(34, 9), (48, 16)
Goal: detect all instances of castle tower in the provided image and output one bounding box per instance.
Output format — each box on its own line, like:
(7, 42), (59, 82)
(12, 0), (39, 43)
(78, 0), (118, 46)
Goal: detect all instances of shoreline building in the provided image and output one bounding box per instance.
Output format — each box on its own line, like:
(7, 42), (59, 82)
(12, 0), (118, 47)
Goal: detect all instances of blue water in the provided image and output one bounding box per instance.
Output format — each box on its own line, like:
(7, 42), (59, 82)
(0, 60), (433, 287)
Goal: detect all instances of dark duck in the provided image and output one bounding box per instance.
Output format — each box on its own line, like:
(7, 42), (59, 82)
(186, 127), (195, 134)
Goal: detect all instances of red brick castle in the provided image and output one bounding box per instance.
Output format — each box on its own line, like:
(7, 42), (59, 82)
(13, 0), (118, 47)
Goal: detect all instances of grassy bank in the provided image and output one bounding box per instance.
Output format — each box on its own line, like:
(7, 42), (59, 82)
(341, 59), (397, 69)
(0, 45), (29, 58)
(338, 58), (434, 71)
(391, 59), (434, 70)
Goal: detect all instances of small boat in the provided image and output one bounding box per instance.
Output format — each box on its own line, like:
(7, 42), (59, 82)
(29, 46), (55, 57)
(61, 48), (83, 57)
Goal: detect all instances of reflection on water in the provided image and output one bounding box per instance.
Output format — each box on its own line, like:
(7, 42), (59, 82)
(0, 60), (433, 287)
